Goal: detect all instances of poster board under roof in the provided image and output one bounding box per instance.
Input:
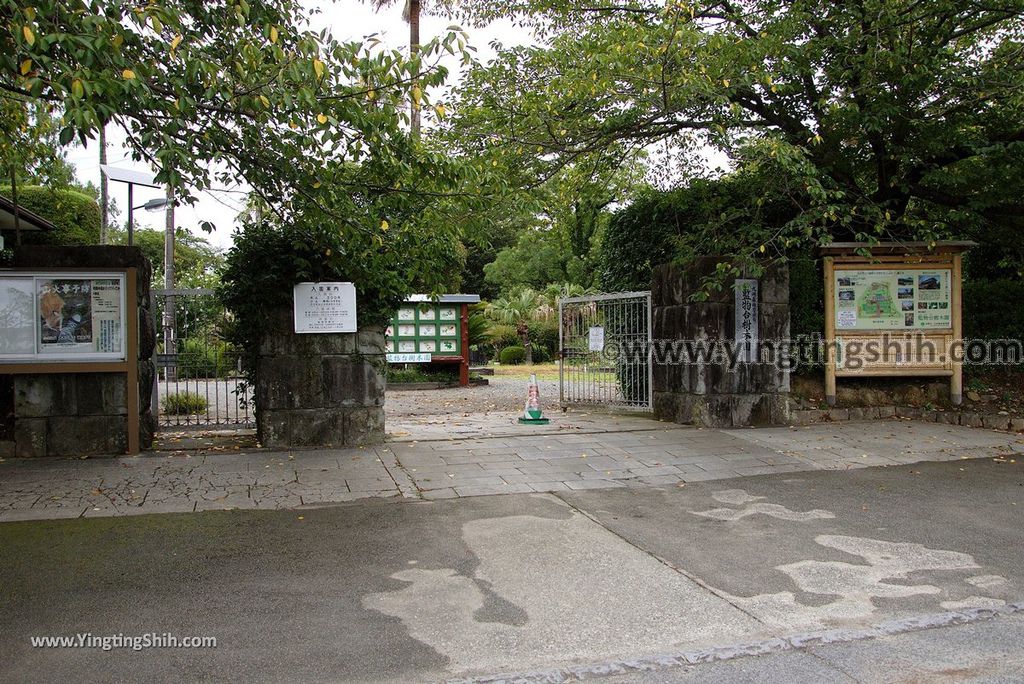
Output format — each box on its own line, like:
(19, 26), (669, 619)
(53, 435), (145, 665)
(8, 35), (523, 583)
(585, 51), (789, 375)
(818, 241), (974, 407)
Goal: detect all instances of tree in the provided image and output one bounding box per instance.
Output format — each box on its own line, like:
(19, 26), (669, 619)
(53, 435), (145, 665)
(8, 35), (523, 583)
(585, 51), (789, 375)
(3, 0), (469, 228)
(446, 0), (1024, 277)
(4, 0), (474, 371)
(485, 288), (544, 364)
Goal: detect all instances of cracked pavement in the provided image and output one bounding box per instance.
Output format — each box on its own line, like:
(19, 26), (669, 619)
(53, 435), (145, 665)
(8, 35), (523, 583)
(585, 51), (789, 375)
(0, 417), (1022, 522)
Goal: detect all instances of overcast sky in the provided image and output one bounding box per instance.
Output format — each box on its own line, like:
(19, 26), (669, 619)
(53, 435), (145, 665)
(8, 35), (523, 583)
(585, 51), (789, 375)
(65, 1), (524, 250)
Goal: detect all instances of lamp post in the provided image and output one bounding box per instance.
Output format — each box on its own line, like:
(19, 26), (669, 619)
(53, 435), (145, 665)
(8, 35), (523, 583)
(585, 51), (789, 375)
(99, 165), (163, 246)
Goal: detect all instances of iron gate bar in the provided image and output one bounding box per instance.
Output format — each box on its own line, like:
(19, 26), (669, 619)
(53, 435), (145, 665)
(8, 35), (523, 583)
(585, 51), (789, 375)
(558, 291), (653, 412)
(151, 288), (254, 429)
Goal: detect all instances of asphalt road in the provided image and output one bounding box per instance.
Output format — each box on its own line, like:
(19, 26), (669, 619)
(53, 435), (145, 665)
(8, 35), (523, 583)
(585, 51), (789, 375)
(2, 457), (1023, 683)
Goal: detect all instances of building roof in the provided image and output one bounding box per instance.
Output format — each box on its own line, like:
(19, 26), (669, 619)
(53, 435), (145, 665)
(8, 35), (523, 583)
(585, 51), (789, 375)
(0, 195), (56, 233)
(817, 241), (977, 256)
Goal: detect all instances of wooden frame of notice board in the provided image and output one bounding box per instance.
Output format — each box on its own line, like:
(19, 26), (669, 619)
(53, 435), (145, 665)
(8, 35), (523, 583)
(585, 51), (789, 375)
(820, 242), (974, 408)
(0, 267), (140, 454)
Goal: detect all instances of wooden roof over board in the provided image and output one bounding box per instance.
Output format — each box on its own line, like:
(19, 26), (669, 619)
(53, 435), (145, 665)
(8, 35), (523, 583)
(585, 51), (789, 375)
(817, 241), (976, 257)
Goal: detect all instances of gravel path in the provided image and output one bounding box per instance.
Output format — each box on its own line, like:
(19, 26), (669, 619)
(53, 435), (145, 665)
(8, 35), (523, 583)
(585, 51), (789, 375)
(385, 376), (560, 417)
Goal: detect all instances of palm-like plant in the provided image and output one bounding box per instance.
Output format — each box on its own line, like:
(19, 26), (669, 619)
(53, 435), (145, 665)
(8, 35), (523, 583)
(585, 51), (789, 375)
(485, 289), (543, 365)
(366, 0), (433, 138)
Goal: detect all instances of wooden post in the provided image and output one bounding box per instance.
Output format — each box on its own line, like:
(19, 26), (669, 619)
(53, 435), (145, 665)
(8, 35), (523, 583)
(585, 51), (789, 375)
(823, 256), (837, 406)
(950, 253), (963, 405)
(459, 303), (470, 387)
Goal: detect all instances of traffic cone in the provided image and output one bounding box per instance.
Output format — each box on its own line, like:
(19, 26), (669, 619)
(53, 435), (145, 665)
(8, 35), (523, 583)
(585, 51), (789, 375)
(518, 373), (550, 424)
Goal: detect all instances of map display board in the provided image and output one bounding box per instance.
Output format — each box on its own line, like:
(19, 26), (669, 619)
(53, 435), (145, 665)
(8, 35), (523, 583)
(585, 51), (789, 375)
(385, 302), (461, 357)
(0, 272), (127, 362)
(833, 268), (952, 331)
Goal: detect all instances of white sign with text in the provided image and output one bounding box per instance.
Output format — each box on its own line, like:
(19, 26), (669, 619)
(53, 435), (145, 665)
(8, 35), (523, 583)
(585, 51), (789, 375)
(293, 282), (357, 334)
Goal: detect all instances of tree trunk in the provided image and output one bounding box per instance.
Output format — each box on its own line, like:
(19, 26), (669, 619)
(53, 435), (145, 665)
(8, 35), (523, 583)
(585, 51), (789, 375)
(99, 124), (109, 244)
(408, 0), (421, 139)
(9, 168), (21, 247)
(517, 322), (532, 365)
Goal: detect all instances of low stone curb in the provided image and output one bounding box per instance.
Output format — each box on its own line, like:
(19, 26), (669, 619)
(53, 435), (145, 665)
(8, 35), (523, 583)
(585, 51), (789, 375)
(387, 379), (489, 391)
(791, 405), (1024, 432)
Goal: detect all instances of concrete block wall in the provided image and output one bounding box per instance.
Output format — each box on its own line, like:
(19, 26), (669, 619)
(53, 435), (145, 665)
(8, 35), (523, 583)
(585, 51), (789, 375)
(255, 307), (386, 447)
(652, 257), (791, 427)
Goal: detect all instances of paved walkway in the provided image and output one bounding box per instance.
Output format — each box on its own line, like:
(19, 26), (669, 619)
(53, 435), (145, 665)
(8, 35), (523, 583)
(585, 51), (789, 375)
(0, 418), (1021, 521)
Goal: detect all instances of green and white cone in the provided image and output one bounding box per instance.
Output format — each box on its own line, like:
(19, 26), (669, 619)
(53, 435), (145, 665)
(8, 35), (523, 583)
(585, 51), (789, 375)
(519, 373), (550, 424)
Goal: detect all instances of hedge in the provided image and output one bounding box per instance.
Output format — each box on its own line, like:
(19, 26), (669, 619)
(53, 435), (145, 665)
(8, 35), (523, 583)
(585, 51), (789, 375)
(0, 186), (101, 245)
(499, 345), (527, 365)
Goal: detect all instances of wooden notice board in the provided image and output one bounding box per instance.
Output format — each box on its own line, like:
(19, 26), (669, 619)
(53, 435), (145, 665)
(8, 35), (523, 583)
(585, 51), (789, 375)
(820, 242), (973, 407)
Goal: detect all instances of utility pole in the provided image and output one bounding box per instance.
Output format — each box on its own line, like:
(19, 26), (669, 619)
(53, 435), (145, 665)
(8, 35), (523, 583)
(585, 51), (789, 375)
(163, 184), (176, 380)
(99, 125), (109, 244)
(409, 0), (421, 139)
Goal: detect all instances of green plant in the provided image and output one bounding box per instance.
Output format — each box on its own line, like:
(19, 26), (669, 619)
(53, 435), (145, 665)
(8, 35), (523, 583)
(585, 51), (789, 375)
(162, 392), (208, 415)
(499, 345), (527, 365)
(0, 186), (100, 245)
(177, 338), (236, 379)
(386, 366), (458, 384)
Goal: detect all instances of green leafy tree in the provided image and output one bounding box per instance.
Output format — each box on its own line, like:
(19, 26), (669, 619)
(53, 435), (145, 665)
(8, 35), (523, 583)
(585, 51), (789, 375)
(4, 1), (475, 381)
(445, 0), (1024, 278)
(484, 288), (544, 364)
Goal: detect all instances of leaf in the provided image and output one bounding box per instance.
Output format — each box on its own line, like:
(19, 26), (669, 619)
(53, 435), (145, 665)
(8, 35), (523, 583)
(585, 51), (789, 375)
(22, 25), (35, 45)
(313, 58), (325, 79)
(20, 59), (31, 75)
(270, 26), (278, 44)
(317, 113), (327, 124)
(170, 34), (182, 51)
(72, 79), (84, 98)
(380, 219), (390, 232)
(122, 69), (136, 80)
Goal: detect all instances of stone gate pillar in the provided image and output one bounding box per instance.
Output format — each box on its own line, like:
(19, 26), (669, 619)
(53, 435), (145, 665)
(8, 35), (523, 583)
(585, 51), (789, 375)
(255, 307), (386, 448)
(651, 257), (790, 427)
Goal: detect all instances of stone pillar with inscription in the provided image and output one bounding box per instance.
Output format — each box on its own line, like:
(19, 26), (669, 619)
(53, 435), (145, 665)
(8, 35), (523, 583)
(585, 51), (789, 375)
(254, 283), (385, 448)
(652, 258), (791, 427)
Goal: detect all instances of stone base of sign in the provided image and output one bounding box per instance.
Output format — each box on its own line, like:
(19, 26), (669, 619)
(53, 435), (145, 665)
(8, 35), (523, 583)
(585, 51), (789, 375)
(651, 257), (791, 428)
(790, 404), (1024, 432)
(255, 308), (386, 448)
(5, 247), (156, 457)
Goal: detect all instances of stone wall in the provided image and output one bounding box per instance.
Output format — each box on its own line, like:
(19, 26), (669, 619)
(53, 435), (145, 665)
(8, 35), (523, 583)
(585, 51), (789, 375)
(652, 257), (790, 427)
(3, 246), (156, 457)
(255, 307), (386, 447)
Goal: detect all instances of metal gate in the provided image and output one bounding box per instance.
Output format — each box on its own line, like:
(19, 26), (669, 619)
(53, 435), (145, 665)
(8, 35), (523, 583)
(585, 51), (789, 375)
(559, 291), (652, 411)
(152, 288), (254, 428)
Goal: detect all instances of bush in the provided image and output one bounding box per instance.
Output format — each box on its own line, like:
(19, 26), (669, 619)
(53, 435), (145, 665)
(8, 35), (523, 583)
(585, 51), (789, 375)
(531, 345), (552, 363)
(963, 278), (1024, 341)
(527, 320), (560, 358)
(0, 186), (101, 245)
(177, 338), (236, 378)
(163, 392), (208, 415)
(486, 324), (520, 350)
(386, 366), (458, 384)
(499, 345), (527, 365)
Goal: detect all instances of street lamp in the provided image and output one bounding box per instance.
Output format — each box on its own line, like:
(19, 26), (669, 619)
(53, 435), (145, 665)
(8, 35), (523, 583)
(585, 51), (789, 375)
(99, 165), (163, 246)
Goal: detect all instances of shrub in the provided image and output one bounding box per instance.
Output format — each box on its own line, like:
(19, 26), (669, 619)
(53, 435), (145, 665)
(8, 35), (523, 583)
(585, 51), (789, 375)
(963, 278), (1024, 341)
(531, 345), (552, 363)
(527, 320), (560, 358)
(0, 186), (101, 245)
(177, 338), (236, 378)
(163, 392), (208, 415)
(486, 324), (520, 351)
(499, 345), (527, 365)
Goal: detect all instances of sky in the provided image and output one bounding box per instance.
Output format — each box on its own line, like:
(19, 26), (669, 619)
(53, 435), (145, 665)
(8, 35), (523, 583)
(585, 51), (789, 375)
(64, 1), (525, 250)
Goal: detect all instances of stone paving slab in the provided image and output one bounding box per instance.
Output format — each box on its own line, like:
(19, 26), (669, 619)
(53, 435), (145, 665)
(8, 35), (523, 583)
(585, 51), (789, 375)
(0, 419), (1021, 521)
